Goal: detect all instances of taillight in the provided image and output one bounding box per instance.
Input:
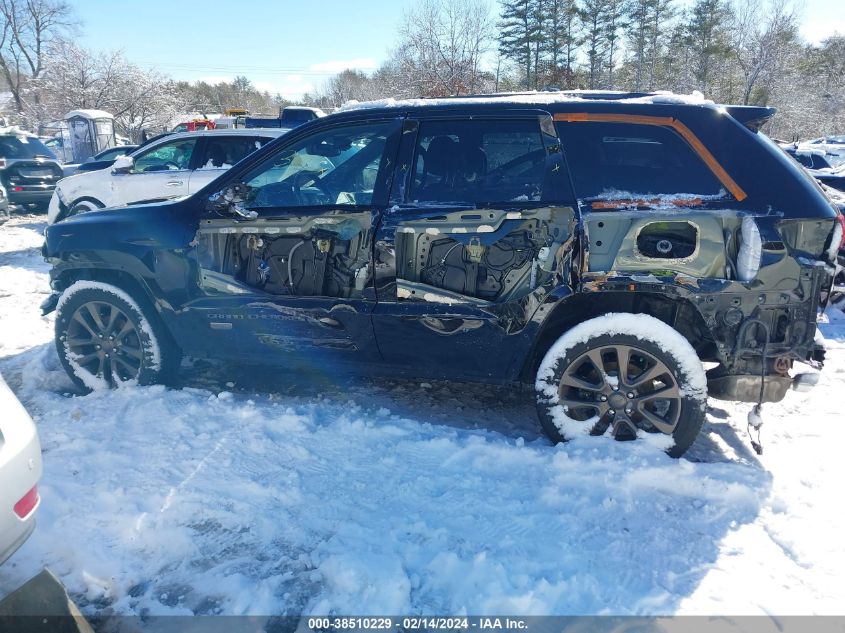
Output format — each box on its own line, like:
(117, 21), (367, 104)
(13, 485), (39, 518)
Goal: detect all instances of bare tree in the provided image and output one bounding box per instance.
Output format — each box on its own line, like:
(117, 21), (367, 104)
(38, 41), (186, 140)
(394, 0), (494, 96)
(731, 0), (799, 105)
(0, 0), (73, 117)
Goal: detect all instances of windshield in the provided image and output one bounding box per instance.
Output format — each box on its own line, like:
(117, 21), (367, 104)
(0, 135), (57, 160)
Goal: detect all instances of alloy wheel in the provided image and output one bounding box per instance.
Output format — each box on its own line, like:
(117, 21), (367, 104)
(63, 301), (144, 384)
(557, 343), (682, 439)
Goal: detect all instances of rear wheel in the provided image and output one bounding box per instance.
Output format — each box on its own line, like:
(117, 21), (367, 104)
(535, 314), (707, 457)
(55, 281), (179, 391)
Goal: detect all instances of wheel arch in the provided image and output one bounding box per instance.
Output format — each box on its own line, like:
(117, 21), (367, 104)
(68, 196), (106, 211)
(520, 291), (714, 383)
(60, 196), (106, 223)
(53, 267), (181, 354)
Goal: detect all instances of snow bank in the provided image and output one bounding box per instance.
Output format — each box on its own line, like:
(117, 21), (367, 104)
(2, 216), (845, 616)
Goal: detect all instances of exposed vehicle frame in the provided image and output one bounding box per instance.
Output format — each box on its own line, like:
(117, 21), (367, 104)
(42, 92), (839, 456)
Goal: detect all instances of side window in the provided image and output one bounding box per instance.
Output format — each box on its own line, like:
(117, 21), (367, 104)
(132, 139), (196, 173)
(242, 121), (396, 209)
(409, 119), (548, 204)
(198, 137), (262, 170)
(558, 122), (724, 199)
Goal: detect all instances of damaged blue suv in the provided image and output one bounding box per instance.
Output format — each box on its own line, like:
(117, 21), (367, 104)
(42, 92), (840, 457)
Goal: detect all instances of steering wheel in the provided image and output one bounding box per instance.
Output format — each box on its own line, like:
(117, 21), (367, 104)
(292, 170), (331, 205)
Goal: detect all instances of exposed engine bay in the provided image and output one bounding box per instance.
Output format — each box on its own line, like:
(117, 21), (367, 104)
(393, 207), (575, 304)
(195, 214), (371, 298)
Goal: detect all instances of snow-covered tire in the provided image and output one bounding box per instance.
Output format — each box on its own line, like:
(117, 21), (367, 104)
(535, 313), (707, 458)
(68, 199), (103, 217)
(54, 281), (180, 392)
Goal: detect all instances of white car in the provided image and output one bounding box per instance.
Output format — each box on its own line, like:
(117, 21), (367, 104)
(0, 373), (42, 566)
(47, 128), (288, 224)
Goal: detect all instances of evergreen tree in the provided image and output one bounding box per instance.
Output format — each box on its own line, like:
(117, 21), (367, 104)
(581, 0), (609, 89)
(543, 0), (583, 87)
(499, 0), (540, 88)
(684, 0), (731, 95)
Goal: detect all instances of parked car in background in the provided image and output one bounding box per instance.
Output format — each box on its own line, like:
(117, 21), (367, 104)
(172, 117), (216, 133)
(71, 145), (139, 175)
(0, 185), (8, 224)
(244, 106), (325, 129)
(42, 92), (839, 457)
(48, 129), (288, 224)
(0, 373), (42, 566)
(0, 131), (64, 212)
(782, 144), (845, 192)
(808, 135), (845, 145)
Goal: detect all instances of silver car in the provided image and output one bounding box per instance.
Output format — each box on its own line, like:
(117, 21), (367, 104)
(0, 373), (42, 565)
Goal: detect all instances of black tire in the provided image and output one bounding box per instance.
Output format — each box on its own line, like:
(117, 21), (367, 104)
(68, 199), (104, 218)
(535, 314), (707, 458)
(55, 281), (180, 392)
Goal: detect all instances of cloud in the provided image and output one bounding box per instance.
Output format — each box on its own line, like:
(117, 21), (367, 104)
(308, 58), (378, 74)
(800, 20), (845, 44)
(253, 76), (319, 100)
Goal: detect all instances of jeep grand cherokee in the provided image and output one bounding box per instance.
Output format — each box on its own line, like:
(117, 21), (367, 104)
(41, 91), (839, 457)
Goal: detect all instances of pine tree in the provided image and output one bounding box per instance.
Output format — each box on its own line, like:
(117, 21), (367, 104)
(684, 0), (731, 95)
(581, 0), (609, 89)
(604, 0), (626, 88)
(499, 0), (539, 88)
(542, 0), (582, 88)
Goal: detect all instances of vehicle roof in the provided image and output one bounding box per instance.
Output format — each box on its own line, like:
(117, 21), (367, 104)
(66, 109), (114, 120)
(336, 90), (718, 114)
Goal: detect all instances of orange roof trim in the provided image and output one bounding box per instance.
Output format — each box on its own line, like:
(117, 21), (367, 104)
(553, 112), (748, 202)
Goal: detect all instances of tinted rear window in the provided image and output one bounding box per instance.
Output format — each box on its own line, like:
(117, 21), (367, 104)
(557, 122), (724, 199)
(0, 135), (56, 160)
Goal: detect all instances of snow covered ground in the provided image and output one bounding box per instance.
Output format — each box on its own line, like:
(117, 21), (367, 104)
(1, 214), (844, 616)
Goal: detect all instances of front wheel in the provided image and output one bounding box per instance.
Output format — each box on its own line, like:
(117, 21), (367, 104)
(535, 313), (707, 458)
(68, 199), (103, 218)
(55, 281), (179, 391)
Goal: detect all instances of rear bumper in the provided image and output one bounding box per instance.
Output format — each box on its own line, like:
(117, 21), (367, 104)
(0, 518), (36, 566)
(7, 185), (54, 209)
(0, 378), (43, 566)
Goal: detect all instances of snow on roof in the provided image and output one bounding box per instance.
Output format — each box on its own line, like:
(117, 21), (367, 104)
(616, 89), (712, 105)
(338, 90), (713, 112)
(65, 109), (114, 120)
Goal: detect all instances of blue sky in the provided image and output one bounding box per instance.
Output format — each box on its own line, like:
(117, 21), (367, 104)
(70, 0), (844, 100)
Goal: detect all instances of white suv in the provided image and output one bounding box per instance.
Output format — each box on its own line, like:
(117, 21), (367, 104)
(47, 128), (288, 224)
